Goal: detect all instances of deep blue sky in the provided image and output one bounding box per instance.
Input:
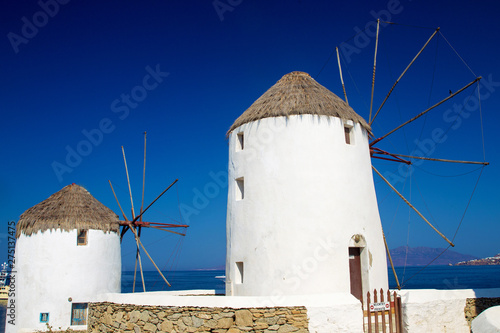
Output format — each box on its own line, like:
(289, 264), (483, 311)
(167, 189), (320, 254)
(1, 0), (499, 272)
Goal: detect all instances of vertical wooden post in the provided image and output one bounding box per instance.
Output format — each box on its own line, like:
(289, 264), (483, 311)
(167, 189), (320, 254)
(397, 295), (403, 333)
(388, 290), (394, 333)
(380, 288), (387, 333)
(374, 289), (379, 332)
(393, 291), (402, 333)
(367, 291), (372, 333)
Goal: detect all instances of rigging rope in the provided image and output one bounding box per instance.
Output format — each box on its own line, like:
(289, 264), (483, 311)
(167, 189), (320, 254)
(451, 166), (485, 242)
(413, 164), (484, 178)
(414, 175), (439, 229)
(401, 165), (412, 284)
(339, 50), (370, 113)
(439, 31), (477, 77)
(379, 21), (436, 30)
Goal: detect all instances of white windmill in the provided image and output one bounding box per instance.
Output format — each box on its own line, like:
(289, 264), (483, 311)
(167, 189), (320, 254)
(7, 184), (121, 332)
(224, 22), (488, 301)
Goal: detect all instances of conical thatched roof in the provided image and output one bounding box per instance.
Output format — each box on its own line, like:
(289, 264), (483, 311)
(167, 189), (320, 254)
(16, 184), (120, 238)
(227, 71), (370, 135)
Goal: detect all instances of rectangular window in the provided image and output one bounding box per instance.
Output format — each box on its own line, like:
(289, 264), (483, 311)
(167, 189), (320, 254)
(344, 125), (353, 145)
(236, 132), (244, 151)
(71, 303), (88, 326)
(77, 230), (88, 246)
(235, 261), (244, 284)
(40, 312), (49, 323)
(235, 177), (244, 200)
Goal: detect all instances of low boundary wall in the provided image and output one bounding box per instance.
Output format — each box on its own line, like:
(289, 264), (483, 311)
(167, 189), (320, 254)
(88, 290), (363, 333)
(398, 288), (500, 333)
(87, 289), (500, 332)
(88, 303), (308, 332)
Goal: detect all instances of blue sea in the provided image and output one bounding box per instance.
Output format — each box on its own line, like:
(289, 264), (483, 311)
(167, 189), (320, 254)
(1, 266), (499, 333)
(124, 266), (500, 292)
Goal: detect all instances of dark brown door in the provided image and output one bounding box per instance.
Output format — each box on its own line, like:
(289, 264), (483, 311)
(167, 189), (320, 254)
(349, 247), (363, 301)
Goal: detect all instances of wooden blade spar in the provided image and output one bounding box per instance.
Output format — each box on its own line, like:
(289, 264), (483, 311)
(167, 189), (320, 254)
(141, 132), (147, 222)
(370, 28), (440, 125)
(336, 47), (349, 104)
(108, 180), (129, 221)
(372, 166), (455, 247)
(132, 179), (179, 223)
(371, 76), (482, 146)
(390, 153), (489, 166)
(122, 146), (136, 220)
(133, 225), (146, 293)
(129, 225), (172, 287)
(134, 131), (147, 292)
(368, 19), (380, 124)
(108, 180), (130, 241)
(383, 231), (401, 290)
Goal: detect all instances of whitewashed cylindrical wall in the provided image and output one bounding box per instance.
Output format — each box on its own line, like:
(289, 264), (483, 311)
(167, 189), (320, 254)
(226, 115), (388, 297)
(7, 229), (120, 332)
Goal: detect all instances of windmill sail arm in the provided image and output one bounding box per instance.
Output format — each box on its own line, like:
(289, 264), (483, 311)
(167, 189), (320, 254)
(119, 221), (188, 227)
(370, 27), (440, 125)
(122, 146), (136, 219)
(371, 147), (411, 164)
(383, 231), (401, 290)
(133, 179), (179, 223)
(147, 226), (186, 236)
(109, 180), (129, 221)
(372, 166), (455, 247)
(368, 19), (380, 123)
(129, 226), (172, 287)
(390, 153), (489, 165)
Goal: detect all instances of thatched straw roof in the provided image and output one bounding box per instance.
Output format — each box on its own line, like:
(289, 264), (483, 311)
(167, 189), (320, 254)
(16, 184), (120, 238)
(227, 71), (370, 135)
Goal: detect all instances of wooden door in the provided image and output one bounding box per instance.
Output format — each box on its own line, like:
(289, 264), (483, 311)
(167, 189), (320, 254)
(349, 247), (363, 302)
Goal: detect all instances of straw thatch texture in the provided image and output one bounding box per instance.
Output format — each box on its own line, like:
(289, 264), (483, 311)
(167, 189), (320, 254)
(227, 71), (370, 135)
(16, 184), (120, 238)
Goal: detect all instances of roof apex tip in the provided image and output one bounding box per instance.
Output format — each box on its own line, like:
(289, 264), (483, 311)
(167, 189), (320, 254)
(284, 71), (311, 77)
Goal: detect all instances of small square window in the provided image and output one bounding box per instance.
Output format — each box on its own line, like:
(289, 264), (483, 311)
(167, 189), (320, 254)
(40, 312), (49, 323)
(235, 177), (244, 201)
(235, 261), (244, 284)
(236, 132), (244, 151)
(77, 230), (88, 246)
(71, 303), (88, 326)
(344, 125), (353, 145)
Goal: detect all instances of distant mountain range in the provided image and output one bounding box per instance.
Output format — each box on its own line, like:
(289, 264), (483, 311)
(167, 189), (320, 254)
(388, 246), (478, 266)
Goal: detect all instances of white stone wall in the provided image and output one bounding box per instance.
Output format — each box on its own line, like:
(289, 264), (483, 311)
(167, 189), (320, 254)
(226, 115), (388, 297)
(399, 288), (500, 333)
(6, 229), (121, 333)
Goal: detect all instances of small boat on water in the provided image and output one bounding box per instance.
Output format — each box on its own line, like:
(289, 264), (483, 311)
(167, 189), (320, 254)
(0, 262), (10, 300)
